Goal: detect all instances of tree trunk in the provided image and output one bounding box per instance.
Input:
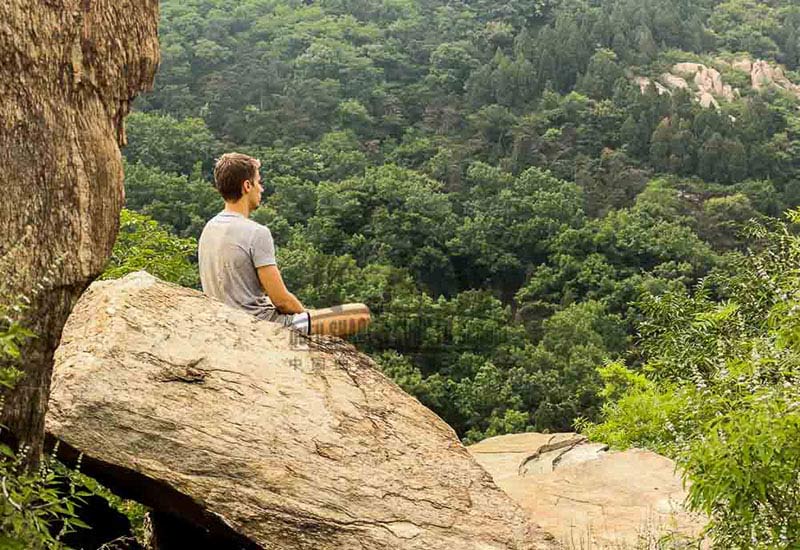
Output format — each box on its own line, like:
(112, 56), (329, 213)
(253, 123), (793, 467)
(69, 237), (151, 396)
(0, 0), (159, 466)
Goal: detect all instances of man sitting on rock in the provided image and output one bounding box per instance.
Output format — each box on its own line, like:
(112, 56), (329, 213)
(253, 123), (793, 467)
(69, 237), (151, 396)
(198, 152), (370, 337)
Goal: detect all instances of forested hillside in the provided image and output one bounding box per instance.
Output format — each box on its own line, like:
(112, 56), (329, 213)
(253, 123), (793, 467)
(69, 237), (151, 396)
(101, 0), (800, 545)
(119, 0), (800, 440)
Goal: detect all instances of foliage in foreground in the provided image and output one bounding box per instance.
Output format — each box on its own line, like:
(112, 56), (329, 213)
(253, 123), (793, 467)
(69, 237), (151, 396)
(582, 212), (800, 548)
(0, 285), (86, 549)
(102, 208), (200, 288)
(0, 447), (90, 550)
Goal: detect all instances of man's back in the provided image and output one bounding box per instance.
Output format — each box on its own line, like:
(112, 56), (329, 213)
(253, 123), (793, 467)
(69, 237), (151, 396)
(198, 211), (278, 320)
(200, 151), (370, 338)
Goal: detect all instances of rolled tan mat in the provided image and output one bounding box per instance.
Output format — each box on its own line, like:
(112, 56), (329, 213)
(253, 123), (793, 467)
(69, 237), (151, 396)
(307, 303), (371, 337)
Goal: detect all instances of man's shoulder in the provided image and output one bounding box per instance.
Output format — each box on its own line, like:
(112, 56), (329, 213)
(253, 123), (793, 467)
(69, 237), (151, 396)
(239, 217), (271, 240)
(202, 213), (271, 239)
(239, 216), (272, 237)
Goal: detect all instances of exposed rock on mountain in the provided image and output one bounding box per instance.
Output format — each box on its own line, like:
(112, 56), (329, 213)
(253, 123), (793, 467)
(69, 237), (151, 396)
(671, 62), (704, 78)
(634, 76), (670, 96)
(468, 433), (708, 548)
(682, 63), (735, 103)
(46, 272), (557, 550)
(698, 91), (719, 110)
(749, 59), (800, 97)
(635, 57), (799, 110)
(658, 73), (689, 91)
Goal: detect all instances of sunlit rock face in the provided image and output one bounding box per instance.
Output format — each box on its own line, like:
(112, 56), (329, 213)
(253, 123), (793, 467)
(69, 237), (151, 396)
(47, 272), (558, 550)
(469, 432), (710, 549)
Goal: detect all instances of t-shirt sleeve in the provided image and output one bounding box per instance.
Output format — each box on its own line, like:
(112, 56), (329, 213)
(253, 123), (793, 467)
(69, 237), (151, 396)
(250, 225), (277, 268)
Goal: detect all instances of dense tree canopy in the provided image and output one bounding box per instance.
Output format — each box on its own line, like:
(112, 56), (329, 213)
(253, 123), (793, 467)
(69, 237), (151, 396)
(117, 0), (800, 441)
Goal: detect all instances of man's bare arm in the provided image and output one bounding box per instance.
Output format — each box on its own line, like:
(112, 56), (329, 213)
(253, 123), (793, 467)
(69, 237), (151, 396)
(257, 265), (304, 314)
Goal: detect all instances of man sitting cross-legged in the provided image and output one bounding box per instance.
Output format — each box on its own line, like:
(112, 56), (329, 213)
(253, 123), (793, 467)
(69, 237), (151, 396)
(198, 152), (370, 337)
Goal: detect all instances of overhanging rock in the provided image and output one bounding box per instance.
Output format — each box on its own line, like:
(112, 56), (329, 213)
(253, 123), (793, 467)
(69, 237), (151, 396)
(46, 272), (557, 550)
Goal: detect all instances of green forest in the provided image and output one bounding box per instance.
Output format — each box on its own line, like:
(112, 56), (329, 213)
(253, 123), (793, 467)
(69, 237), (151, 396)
(8, 0), (797, 547)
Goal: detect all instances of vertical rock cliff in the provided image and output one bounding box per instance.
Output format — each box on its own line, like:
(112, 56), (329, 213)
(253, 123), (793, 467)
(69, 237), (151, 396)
(0, 0), (159, 463)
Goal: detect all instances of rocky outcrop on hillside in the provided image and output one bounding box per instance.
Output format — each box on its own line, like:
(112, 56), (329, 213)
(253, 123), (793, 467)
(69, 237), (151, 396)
(635, 57), (800, 109)
(747, 59), (800, 96)
(634, 76), (669, 96)
(46, 272), (557, 550)
(468, 433), (709, 549)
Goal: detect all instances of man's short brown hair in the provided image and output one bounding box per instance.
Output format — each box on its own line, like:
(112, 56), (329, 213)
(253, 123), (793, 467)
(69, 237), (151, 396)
(213, 153), (260, 201)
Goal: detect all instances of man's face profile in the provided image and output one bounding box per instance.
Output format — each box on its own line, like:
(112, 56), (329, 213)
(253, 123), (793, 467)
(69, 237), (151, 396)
(243, 168), (263, 210)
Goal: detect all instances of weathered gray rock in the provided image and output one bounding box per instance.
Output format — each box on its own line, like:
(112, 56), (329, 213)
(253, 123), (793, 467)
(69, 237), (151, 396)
(0, 0), (159, 464)
(693, 66), (726, 98)
(698, 91), (720, 109)
(46, 272), (557, 550)
(670, 63), (734, 106)
(658, 73), (688, 90)
(704, 69), (734, 102)
(469, 433), (709, 549)
(753, 59), (776, 89)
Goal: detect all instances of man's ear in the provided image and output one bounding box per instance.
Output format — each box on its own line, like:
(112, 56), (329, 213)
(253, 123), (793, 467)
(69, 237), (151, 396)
(242, 179), (252, 194)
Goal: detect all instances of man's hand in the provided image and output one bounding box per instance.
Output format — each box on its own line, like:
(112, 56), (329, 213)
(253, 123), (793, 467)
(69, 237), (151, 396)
(257, 265), (305, 314)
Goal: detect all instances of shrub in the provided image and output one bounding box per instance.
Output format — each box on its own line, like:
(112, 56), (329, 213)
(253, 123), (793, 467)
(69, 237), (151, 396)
(583, 212), (800, 548)
(0, 285), (87, 549)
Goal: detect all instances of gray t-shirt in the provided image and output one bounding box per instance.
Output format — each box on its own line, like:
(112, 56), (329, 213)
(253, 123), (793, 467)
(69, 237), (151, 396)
(198, 211), (279, 320)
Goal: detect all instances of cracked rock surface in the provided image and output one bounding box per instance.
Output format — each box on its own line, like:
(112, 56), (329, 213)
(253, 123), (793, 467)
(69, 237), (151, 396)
(469, 433), (709, 549)
(46, 272), (557, 550)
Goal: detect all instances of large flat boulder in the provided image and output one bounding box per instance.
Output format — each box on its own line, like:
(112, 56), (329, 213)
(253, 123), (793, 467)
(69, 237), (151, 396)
(46, 272), (557, 550)
(469, 433), (708, 548)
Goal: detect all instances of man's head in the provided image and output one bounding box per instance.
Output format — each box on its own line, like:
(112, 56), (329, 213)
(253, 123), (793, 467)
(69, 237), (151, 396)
(213, 152), (263, 210)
